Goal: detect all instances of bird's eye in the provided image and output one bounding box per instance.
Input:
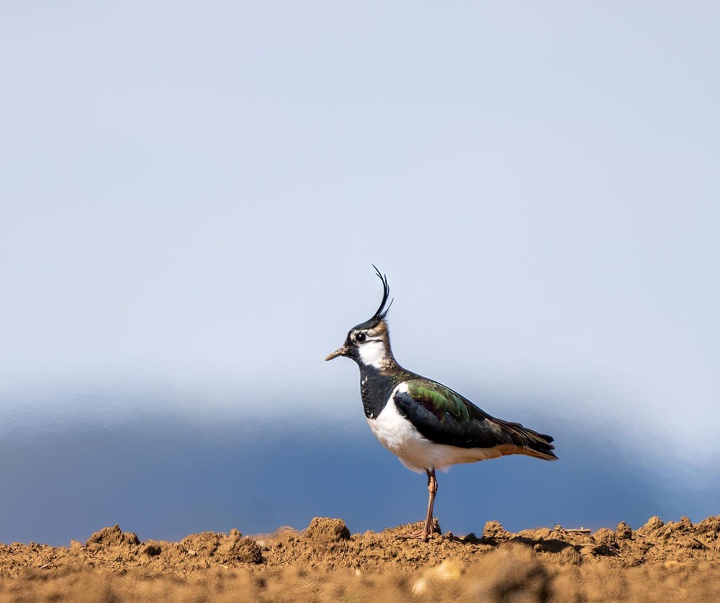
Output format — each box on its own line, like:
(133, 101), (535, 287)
(356, 332), (366, 343)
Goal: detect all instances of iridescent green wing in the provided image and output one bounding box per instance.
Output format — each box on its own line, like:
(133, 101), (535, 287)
(406, 380), (470, 423)
(395, 378), (502, 449)
(396, 378), (558, 456)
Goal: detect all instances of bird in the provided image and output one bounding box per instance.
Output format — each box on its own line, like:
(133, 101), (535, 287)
(326, 266), (557, 541)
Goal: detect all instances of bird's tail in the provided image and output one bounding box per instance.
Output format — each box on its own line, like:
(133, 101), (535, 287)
(492, 418), (558, 461)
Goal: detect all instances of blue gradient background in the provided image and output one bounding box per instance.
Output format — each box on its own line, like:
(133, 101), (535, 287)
(0, 404), (690, 544)
(1, 2), (719, 545)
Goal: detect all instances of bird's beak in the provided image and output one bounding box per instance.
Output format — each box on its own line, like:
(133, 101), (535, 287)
(325, 345), (348, 361)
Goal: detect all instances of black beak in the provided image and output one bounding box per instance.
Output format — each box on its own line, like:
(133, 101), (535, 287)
(325, 344), (349, 361)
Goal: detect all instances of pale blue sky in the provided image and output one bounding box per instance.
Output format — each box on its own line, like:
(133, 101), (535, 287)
(1, 2), (719, 542)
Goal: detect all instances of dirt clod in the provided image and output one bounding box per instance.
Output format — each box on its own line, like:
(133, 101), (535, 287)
(304, 518), (351, 542)
(641, 515), (664, 532)
(85, 525), (139, 549)
(616, 521), (633, 540)
(482, 520), (511, 543)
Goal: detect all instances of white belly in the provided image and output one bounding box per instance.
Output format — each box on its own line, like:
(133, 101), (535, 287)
(366, 397), (503, 473)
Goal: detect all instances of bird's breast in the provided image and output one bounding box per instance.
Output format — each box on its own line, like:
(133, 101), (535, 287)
(367, 397), (430, 473)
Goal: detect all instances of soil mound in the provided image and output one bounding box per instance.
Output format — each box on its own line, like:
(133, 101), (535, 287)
(1, 515), (719, 602)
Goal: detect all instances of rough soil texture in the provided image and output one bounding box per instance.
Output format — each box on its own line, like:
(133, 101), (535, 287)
(1, 515), (720, 602)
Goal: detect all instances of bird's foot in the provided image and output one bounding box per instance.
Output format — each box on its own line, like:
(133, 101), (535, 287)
(396, 519), (441, 542)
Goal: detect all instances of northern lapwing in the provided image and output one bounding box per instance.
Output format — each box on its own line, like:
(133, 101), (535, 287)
(326, 267), (557, 541)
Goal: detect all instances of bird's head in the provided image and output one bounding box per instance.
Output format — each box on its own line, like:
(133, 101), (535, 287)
(326, 266), (395, 369)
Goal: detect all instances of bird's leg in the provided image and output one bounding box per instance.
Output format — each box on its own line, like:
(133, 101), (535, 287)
(399, 468), (439, 541)
(422, 468), (439, 540)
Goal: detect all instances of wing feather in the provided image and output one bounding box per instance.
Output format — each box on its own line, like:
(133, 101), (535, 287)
(394, 379), (557, 460)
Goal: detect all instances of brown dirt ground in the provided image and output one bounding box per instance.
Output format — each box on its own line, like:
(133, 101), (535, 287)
(1, 515), (720, 602)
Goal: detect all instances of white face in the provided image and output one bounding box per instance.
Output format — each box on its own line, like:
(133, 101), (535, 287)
(356, 337), (390, 369)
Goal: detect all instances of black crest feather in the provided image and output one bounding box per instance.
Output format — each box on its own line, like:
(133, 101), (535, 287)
(371, 265), (394, 321)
